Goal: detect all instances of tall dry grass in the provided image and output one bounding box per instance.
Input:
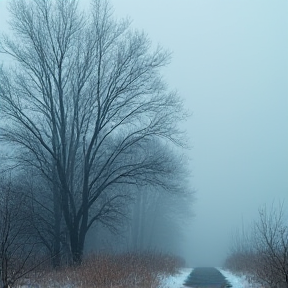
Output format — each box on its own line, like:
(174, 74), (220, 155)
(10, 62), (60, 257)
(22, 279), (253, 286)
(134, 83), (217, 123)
(21, 252), (183, 288)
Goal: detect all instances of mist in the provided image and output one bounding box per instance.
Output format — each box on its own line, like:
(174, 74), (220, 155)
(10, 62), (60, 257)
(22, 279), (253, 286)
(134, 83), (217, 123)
(0, 0), (287, 269)
(107, 0), (288, 266)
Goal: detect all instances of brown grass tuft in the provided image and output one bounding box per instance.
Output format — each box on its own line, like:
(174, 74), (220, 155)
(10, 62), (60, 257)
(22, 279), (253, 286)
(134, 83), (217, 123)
(22, 252), (183, 288)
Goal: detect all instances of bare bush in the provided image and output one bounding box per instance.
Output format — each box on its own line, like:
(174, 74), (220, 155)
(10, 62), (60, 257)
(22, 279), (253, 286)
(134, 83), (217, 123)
(225, 203), (288, 288)
(0, 176), (43, 288)
(252, 204), (288, 288)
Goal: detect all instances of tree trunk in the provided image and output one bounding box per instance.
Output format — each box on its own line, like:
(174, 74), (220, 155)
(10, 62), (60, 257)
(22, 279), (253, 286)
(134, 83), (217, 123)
(52, 217), (61, 267)
(70, 226), (85, 265)
(52, 164), (62, 268)
(1, 256), (8, 288)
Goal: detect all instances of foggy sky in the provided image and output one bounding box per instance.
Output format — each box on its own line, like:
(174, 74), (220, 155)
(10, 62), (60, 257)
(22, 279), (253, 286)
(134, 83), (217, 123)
(0, 0), (287, 266)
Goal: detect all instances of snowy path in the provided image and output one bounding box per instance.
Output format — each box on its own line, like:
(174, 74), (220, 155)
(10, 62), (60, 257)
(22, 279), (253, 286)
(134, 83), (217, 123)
(184, 267), (230, 287)
(160, 268), (252, 288)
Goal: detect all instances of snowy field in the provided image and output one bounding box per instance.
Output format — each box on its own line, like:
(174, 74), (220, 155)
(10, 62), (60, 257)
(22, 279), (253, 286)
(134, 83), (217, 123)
(160, 268), (256, 288)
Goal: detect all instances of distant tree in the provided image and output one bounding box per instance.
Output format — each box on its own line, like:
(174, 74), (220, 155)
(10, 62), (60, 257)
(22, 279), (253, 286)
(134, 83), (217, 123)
(0, 0), (188, 265)
(128, 184), (193, 252)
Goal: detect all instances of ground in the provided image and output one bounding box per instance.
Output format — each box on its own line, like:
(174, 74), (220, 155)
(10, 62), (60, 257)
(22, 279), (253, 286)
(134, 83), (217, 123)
(160, 268), (257, 288)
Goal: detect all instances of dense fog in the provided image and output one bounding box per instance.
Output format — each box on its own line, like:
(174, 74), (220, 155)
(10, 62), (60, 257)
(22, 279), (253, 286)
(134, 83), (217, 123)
(0, 0), (287, 269)
(108, 0), (288, 266)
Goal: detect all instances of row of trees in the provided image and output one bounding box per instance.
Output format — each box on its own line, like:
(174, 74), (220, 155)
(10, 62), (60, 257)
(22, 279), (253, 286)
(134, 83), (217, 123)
(0, 0), (192, 284)
(224, 203), (288, 288)
(86, 186), (193, 254)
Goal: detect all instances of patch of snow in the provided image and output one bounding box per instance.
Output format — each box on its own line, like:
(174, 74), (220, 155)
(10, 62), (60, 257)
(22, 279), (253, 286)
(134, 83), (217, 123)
(220, 269), (260, 288)
(159, 268), (192, 288)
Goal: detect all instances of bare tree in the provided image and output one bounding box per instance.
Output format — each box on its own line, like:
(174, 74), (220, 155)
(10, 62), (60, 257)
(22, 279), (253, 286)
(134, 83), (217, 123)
(0, 0), (188, 264)
(225, 204), (288, 288)
(128, 184), (193, 252)
(252, 204), (288, 288)
(21, 170), (67, 267)
(0, 176), (42, 288)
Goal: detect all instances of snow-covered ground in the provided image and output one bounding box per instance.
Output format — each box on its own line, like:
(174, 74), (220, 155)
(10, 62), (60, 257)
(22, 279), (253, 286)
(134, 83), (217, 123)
(220, 269), (255, 288)
(160, 268), (193, 288)
(160, 268), (256, 288)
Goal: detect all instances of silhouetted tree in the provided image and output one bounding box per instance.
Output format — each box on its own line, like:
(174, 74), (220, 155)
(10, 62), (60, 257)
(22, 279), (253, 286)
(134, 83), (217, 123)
(0, 0), (188, 264)
(21, 170), (67, 267)
(253, 204), (288, 288)
(225, 203), (288, 288)
(0, 176), (41, 288)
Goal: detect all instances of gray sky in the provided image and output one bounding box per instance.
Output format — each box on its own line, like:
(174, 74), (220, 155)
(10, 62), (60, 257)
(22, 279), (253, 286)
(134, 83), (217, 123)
(0, 0), (287, 266)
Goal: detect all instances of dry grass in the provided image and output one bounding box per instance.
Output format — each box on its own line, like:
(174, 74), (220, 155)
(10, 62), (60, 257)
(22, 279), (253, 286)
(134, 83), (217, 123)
(21, 252), (183, 288)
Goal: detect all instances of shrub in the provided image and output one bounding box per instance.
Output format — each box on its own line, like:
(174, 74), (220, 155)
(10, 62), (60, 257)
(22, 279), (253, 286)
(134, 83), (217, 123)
(24, 252), (183, 288)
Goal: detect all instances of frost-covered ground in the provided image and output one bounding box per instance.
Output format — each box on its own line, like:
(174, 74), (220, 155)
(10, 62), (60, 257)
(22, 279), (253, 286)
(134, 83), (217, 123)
(160, 268), (257, 288)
